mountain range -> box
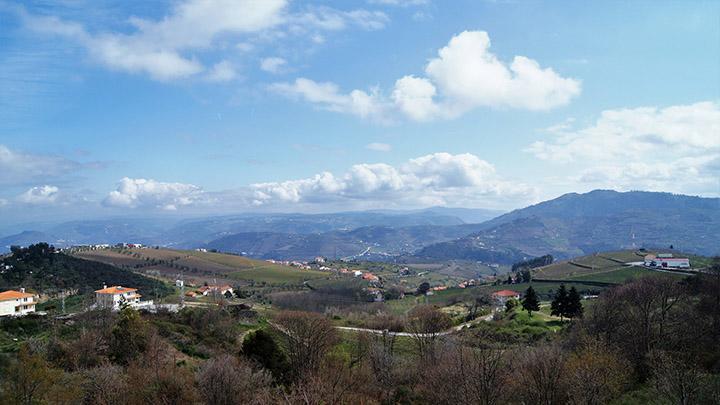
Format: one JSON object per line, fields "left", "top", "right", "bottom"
{"left": 1, "top": 190, "right": 718, "bottom": 262}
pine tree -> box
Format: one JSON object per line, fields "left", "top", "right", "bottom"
{"left": 522, "top": 286, "right": 540, "bottom": 316}
{"left": 551, "top": 284, "right": 568, "bottom": 321}
{"left": 566, "top": 286, "right": 584, "bottom": 319}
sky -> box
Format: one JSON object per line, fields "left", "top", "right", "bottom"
{"left": 0, "top": 0, "right": 718, "bottom": 228}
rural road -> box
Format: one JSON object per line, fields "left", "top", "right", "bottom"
{"left": 334, "top": 312, "right": 494, "bottom": 337}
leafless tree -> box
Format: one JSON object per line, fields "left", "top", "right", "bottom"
{"left": 565, "top": 338, "right": 629, "bottom": 405}
{"left": 82, "top": 365, "right": 130, "bottom": 405}
{"left": 272, "top": 310, "right": 338, "bottom": 381}
{"left": 196, "top": 354, "right": 273, "bottom": 405}
{"left": 649, "top": 350, "right": 707, "bottom": 405}
{"left": 512, "top": 345, "right": 568, "bottom": 405}
{"left": 405, "top": 305, "right": 452, "bottom": 360}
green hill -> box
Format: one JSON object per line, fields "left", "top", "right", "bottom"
{"left": 0, "top": 243, "right": 171, "bottom": 297}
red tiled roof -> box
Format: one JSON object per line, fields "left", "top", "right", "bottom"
{"left": 0, "top": 290, "right": 34, "bottom": 301}
{"left": 95, "top": 286, "right": 137, "bottom": 294}
{"left": 492, "top": 290, "right": 520, "bottom": 297}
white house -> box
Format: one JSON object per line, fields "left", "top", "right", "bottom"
{"left": 95, "top": 285, "right": 148, "bottom": 310}
{"left": 0, "top": 288, "right": 37, "bottom": 317}
{"left": 492, "top": 290, "right": 521, "bottom": 304}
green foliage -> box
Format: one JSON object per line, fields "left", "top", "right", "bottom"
{"left": 242, "top": 329, "right": 290, "bottom": 383}
{"left": 522, "top": 286, "right": 540, "bottom": 316}
{"left": 109, "top": 308, "right": 149, "bottom": 365}
{"left": 505, "top": 298, "right": 519, "bottom": 313}
{"left": 551, "top": 284, "right": 568, "bottom": 320}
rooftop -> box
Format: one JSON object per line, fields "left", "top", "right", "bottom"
{"left": 95, "top": 286, "right": 137, "bottom": 294}
{"left": 493, "top": 290, "right": 520, "bottom": 297}
{"left": 0, "top": 290, "right": 35, "bottom": 301}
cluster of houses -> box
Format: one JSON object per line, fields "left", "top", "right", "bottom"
{"left": 184, "top": 284, "right": 234, "bottom": 299}
{"left": 265, "top": 259, "right": 313, "bottom": 270}
{"left": 643, "top": 253, "right": 690, "bottom": 269}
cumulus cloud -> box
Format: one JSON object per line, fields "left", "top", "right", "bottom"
{"left": 251, "top": 152, "right": 534, "bottom": 207}
{"left": 0, "top": 144, "right": 82, "bottom": 186}
{"left": 527, "top": 101, "right": 720, "bottom": 195}
{"left": 365, "top": 142, "right": 392, "bottom": 152}
{"left": 17, "top": 185, "right": 60, "bottom": 205}
{"left": 291, "top": 7, "right": 389, "bottom": 31}
{"left": 103, "top": 178, "right": 205, "bottom": 210}
{"left": 274, "top": 30, "right": 580, "bottom": 122}
{"left": 260, "top": 57, "right": 287, "bottom": 74}
{"left": 270, "top": 78, "right": 389, "bottom": 121}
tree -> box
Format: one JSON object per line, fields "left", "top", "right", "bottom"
{"left": 512, "top": 345, "right": 568, "bottom": 405}
{"left": 406, "top": 305, "right": 452, "bottom": 360}
{"left": 242, "top": 329, "right": 290, "bottom": 383}
{"left": 416, "top": 282, "right": 430, "bottom": 295}
{"left": 522, "top": 286, "right": 540, "bottom": 316}
{"left": 109, "top": 307, "right": 149, "bottom": 365}
{"left": 196, "top": 354, "right": 273, "bottom": 405}
{"left": 551, "top": 284, "right": 569, "bottom": 321}
{"left": 272, "top": 311, "right": 338, "bottom": 381}
{"left": 565, "top": 338, "right": 629, "bottom": 405}
{"left": 566, "top": 286, "right": 583, "bottom": 319}
{"left": 0, "top": 345, "right": 61, "bottom": 405}
{"left": 505, "top": 298, "right": 518, "bottom": 313}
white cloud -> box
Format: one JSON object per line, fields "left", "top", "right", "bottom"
{"left": 291, "top": 7, "right": 389, "bottom": 31}
{"left": 206, "top": 60, "right": 237, "bottom": 82}
{"left": 0, "top": 198, "right": 8, "bottom": 207}
{"left": 103, "top": 178, "right": 205, "bottom": 210}
{"left": 527, "top": 101, "right": 720, "bottom": 195}
{"left": 270, "top": 78, "right": 389, "bottom": 122}
{"left": 275, "top": 30, "right": 580, "bottom": 122}
{"left": 251, "top": 152, "right": 533, "bottom": 207}
{"left": 17, "top": 185, "right": 60, "bottom": 205}
{"left": 260, "top": 57, "right": 287, "bottom": 74}
{"left": 0, "top": 144, "right": 81, "bottom": 186}
{"left": 20, "top": 0, "right": 286, "bottom": 81}
{"left": 366, "top": 142, "right": 392, "bottom": 152}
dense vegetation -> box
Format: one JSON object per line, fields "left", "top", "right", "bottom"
{"left": 0, "top": 243, "right": 172, "bottom": 297}
{"left": 1, "top": 258, "right": 717, "bottom": 404}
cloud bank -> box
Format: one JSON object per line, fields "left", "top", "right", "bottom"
{"left": 103, "top": 178, "right": 206, "bottom": 210}
{"left": 527, "top": 101, "right": 720, "bottom": 194}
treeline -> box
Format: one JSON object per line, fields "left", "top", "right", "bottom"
{"left": 1, "top": 243, "right": 172, "bottom": 297}
{"left": 512, "top": 254, "right": 554, "bottom": 272}
{"left": 1, "top": 259, "right": 719, "bottom": 404}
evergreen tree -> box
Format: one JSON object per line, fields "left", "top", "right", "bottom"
{"left": 522, "top": 286, "right": 540, "bottom": 316}
{"left": 551, "top": 284, "right": 569, "bottom": 321}
{"left": 566, "top": 286, "right": 584, "bottom": 319}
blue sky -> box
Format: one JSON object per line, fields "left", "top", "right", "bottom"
{"left": 0, "top": 0, "right": 718, "bottom": 228}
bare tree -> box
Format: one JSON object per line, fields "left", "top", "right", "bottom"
{"left": 196, "top": 354, "right": 273, "bottom": 405}
{"left": 565, "top": 338, "right": 629, "bottom": 405}
{"left": 649, "top": 350, "right": 707, "bottom": 405}
{"left": 512, "top": 345, "right": 568, "bottom": 405}
{"left": 422, "top": 341, "right": 509, "bottom": 405}
{"left": 82, "top": 365, "right": 130, "bottom": 405}
{"left": 405, "top": 305, "right": 452, "bottom": 360}
{"left": 272, "top": 311, "right": 338, "bottom": 381}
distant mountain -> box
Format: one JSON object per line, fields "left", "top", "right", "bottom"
{"left": 0, "top": 210, "right": 470, "bottom": 253}
{"left": 205, "top": 224, "right": 488, "bottom": 261}
{"left": 414, "top": 190, "right": 720, "bottom": 263}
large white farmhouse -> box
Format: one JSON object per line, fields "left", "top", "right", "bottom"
{"left": 95, "top": 285, "right": 144, "bottom": 310}
{"left": 0, "top": 288, "right": 37, "bottom": 317}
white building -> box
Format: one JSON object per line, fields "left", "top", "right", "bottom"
{"left": 0, "top": 288, "right": 37, "bottom": 317}
{"left": 644, "top": 254, "right": 690, "bottom": 269}
{"left": 95, "top": 285, "right": 149, "bottom": 310}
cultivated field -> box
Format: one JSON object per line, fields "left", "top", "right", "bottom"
{"left": 75, "top": 248, "right": 326, "bottom": 287}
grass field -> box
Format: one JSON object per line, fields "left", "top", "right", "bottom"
{"left": 568, "top": 266, "right": 688, "bottom": 284}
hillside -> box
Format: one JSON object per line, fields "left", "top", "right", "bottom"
{"left": 75, "top": 247, "right": 327, "bottom": 286}
{"left": 205, "top": 224, "right": 487, "bottom": 261}
{"left": 415, "top": 190, "right": 720, "bottom": 262}
{"left": 0, "top": 243, "right": 170, "bottom": 297}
